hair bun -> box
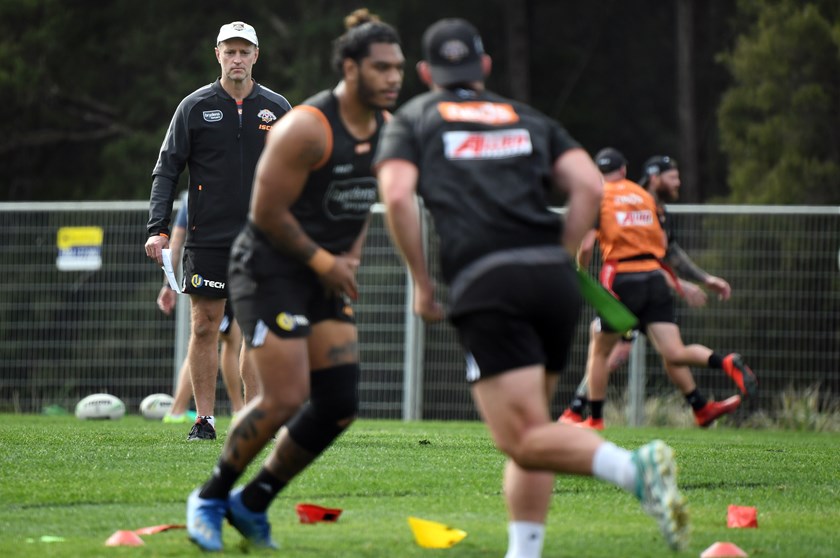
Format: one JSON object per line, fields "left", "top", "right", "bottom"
{"left": 344, "top": 8, "right": 381, "bottom": 30}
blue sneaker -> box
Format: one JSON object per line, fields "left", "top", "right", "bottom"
{"left": 227, "top": 487, "right": 278, "bottom": 549}
{"left": 632, "top": 440, "right": 690, "bottom": 551}
{"left": 187, "top": 488, "right": 228, "bottom": 552}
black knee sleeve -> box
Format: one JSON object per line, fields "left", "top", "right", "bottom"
{"left": 286, "top": 363, "right": 360, "bottom": 455}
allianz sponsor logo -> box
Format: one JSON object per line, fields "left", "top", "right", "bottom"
{"left": 616, "top": 210, "right": 654, "bottom": 226}
{"left": 203, "top": 110, "right": 223, "bottom": 122}
{"left": 190, "top": 274, "right": 225, "bottom": 290}
{"left": 443, "top": 129, "right": 532, "bottom": 160}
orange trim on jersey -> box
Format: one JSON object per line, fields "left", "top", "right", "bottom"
{"left": 597, "top": 178, "right": 666, "bottom": 274}
{"left": 294, "top": 105, "right": 333, "bottom": 170}
{"left": 437, "top": 101, "right": 519, "bottom": 125}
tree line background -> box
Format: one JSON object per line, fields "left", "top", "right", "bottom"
{"left": 1, "top": 0, "right": 839, "bottom": 205}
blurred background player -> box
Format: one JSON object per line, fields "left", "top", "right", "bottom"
{"left": 561, "top": 148, "right": 721, "bottom": 424}
{"left": 566, "top": 148, "right": 757, "bottom": 431}
{"left": 155, "top": 191, "right": 244, "bottom": 422}
{"left": 145, "top": 21, "right": 291, "bottom": 440}
{"left": 186, "top": 10, "right": 404, "bottom": 551}
{"left": 376, "top": 19, "right": 689, "bottom": 556}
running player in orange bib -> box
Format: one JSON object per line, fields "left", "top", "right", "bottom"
{"left": 566, "top": 148, "right": 757, "bottom": 431}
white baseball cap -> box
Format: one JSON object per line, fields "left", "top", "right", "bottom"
{"left": 216, "top": 21, "right": 258, "bottom": 46}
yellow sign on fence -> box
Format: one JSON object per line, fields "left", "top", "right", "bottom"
{"left": 56, "top": 226, "right": 103, "bottom": 271}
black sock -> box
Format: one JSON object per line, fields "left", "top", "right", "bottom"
{"left": 590, "top": 400, "right": 604, "bottom": 420}
{"left": 708, "top": 353, "right": 724, "bottom": 369}
{"left": 685, "top": 389, "right": 708, "bottom": 411}
{"left": 240, "top": 467, "right": 286, "bottom": 513}
{"left": 199, "top": 460, "right": 240, "bottom": 500}
{"left": 570, "top": 396, "right": 588, "bottom": 415}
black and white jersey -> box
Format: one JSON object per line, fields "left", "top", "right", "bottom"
{"left": 374, "top": 87, "right": 579, "bottom": 283}
{"left": 291, "top": 90, "right": 386, "bottom": 254}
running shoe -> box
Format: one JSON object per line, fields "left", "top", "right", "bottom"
{"left": 558, "top": 408, "right": 584, "bottom": 424}
{"left": 187, "top": 418, "right": 217, "bottom": 441}
{"left": 573, "top": 417, "right": 604, "bottom": 431}
{"left": 694, "top": 395, "right": 741, "bottom": 428}
{"left": 187, "top": 488, "right": 227, "bottom": 552}
{"left": 722, "top": 353, "right": 758, "bottom": 399}
{"left": 227, "top": 487, "right": 278, "bottom": 549}
{"left": 632, "top": 440, "right": 690, "bottom": 551}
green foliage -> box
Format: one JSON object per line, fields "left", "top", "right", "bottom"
{"left": 776, "top": 384, "right": 840, "bottom": 431}
{"left": 2, "top": 1, "right": 837, "bottom": 203}
{"left": 718, "top": 1, "right": 840, "bottom": 204}
{"left": 605, "top": 387, "right": 840, "bottom": 431}
{"left": 0, "top": 0, "right": 743, "bottom": 202}
{"left": 1, "top": 417, "right": 839, "bottom": 557}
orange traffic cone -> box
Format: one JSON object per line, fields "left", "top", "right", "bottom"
{"left": 295, "top": 503, "right": 343, "bottom": 524}
{"left": 701, "top": 541, "right": 748, "bottom": 557}
{"left": 727, "top": 505, "right": 758, "bottom": 528}
{"left": 104, "top": 530, "right": 144, "bottom": 547}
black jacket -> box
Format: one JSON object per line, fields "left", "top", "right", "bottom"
{"left": 147, "top": 78, "right": 291, "bottom": 249}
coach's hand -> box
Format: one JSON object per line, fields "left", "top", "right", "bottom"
{"left": 145, "top": 235, "right": 169, "bottom": 266}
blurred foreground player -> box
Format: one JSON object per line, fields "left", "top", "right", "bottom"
{"left": 375, "top": 18, "right": 689, "bottom": 556}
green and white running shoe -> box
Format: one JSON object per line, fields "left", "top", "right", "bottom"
{"left": 632, "top": 440, "right": 690, "bottom": 551}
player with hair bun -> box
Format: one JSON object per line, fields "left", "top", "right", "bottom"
{"left": 186, "top": 8, "right": 404, "bottom": 551}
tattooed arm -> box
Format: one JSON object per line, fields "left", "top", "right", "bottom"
{"left": 249, "top": 108, "right": 360, "bottom": 299}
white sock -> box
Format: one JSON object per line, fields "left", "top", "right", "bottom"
{"left": 200, "top": 415, "right": 216, "bottom": 428}
{"left": 592, "top": 441, "right": 637, "bottom": 493}
{"left": 504, "top": 521, "right": 545, "bottom": 558}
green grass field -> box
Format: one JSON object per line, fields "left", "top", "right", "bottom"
{"left": 1, "top": 416, "right": 838, "bottom": 557}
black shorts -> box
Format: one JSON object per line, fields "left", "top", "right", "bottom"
{"left": 228, "top": 224, "right": 354, "bottom": 346}
{"left": 182, "top": 247, "right": 231, "bottom": 299}
{"left": 449, "top": 260, "right": 581, "bottom": 382}
{"left": 598, "top": 271, "right": 675, "bottom": 333}
{"left": 219, "top": 300, "right": 235, "bottom": 335}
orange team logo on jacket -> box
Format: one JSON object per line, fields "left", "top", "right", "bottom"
{"left": 596, "top": 178, "right": 666, "bottom": 273}
{"left": 437, "top": 102, "right": 519, "bottom": 125}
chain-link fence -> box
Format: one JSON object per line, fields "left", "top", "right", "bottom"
{"left": 1, "top": 202, "right": 837, "bottom": 422}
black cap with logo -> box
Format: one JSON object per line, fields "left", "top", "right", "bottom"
{"left": 639, "top": 155, "right": 678, "bottom": 186}
{"left": 594, "top": 147, "right": 627, "bottom": 174}
{"left": 422, "top": 18, "right": 485, "bottom": 87}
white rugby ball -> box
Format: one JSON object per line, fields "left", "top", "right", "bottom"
{"left": 75, "top": 393, "right": 125, "bottom": 420}
{"left": 140, "top": 393, "right": 174, "bottom": 420}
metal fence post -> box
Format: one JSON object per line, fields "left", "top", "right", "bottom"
{"left": 626, "top": 334, "right": 646, "bottom": 426}
{"left": 401, "top": 203, "right": 427, "bottom": 421}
